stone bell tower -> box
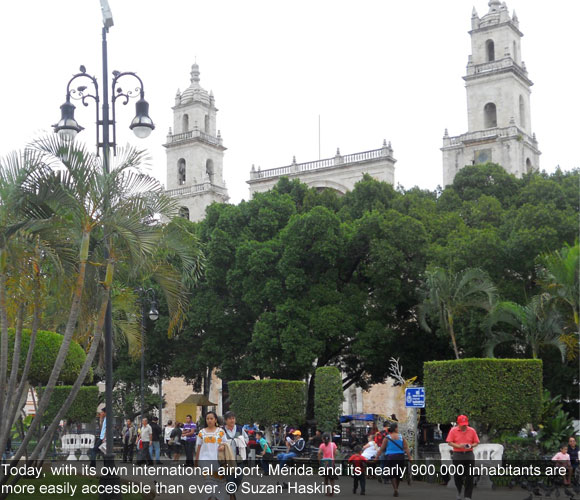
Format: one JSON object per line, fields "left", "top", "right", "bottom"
{"left": 164, "top": 63, "right": 228, "bottom": 221}
{"left": 442, "top": 1, "right": 541, "bottom": 185}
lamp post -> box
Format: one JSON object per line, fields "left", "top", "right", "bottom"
{"left": 53, "top": 2, "right": 154, "bottom": 497}
{"left": 139, "top": 288, "right": 158, "bottom": 420}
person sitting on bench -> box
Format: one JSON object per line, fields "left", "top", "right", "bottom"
{"left": 277, "top": 430, "right": 305, "bottom": 466}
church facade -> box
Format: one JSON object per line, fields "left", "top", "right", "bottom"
{"left": 247, "top": 142, "right": 396, "bottom": 197}
{"left": 441, "top": 0, "right": 541, "bottom": 186}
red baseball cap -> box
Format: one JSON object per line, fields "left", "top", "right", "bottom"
{"left": 457, "top": 415, "right": 469, "bottom": 425}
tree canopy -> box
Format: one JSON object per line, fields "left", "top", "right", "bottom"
{"left": 169, "top": 165, "right": 578, "bottom": 416}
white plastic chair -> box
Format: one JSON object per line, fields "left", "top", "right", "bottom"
{"left": 61, "top": 434, "right": 79, "bottom": 461}
{"left": 78, "top": 434, "right": 95, "bottom": 461}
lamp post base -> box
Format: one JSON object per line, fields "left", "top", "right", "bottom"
{"left": 98, "top": 453, "right": 122, "bottom": 500}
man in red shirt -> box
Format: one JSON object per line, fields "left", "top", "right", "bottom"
{"left": 446, "top": 415, "right": 479, "bottom": 500}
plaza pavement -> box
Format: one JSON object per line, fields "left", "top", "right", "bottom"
{"left": 119, "top": 466, "right": 528, "bottom": 500}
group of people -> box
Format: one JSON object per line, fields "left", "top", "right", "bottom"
{"left": 91, "top": 407, "right": 579, "bottom": 499}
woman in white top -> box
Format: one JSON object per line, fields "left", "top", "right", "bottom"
{"left": 195, "top": 411, "right": 226, "bottom": 469}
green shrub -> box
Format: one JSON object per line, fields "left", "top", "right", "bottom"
{"left": 229, "top": 379, "right": 306, "bottom": 426}
{"left": 424, "top": 358, "right": 542, "bottom": 433}
{"left": 8, "top": 329, "right": 88, "bottom": 385}
{"left": 314, "top": 367, "right": 343, "bottom": 432}
{"left": 38, "top": 386, "right": 100, "bottom": 423}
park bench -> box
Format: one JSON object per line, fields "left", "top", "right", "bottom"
{"left": 439, "top": 443, "right": 504, "bottom": 490}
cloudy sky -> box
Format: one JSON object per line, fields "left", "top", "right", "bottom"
{"left": 1, "top": 0, "right": 578, "bottom": 204}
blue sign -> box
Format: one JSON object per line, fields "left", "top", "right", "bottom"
{"left": 405, "top": 387, "right": 425, "bottom": 408}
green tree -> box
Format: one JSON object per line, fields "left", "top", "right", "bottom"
{"left": 537, "top": 242, "right": 579, "bottom": 346}
{"left": 314, "top": 367, "right": 343, "bottom": 432}
{"left": 419, "top": 268, "right": 497, "bottom": 359}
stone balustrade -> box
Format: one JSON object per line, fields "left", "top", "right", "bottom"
{"left": 164, "top": 129, "right": 223, "bottom": 147}
{"left": 249, "top": 146, "right": 394, "bottom": 181}
{"left": 166, "top": 182, "right": 228, "bottom": 198}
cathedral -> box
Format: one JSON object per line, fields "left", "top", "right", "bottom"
{"left": 161, "top": 1, "right": 542, "bottom": 420}
{"left": 441, "top": 0, "right": 541, "bottom": 185}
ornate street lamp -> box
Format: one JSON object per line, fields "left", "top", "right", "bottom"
{"left": 53, "top": 2, "right": 154, "bottom": 498}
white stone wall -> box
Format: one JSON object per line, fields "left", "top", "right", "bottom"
{"left": 166, "top": 141, "right": 224, "bottom": 191}
{"left": 173, "top": 101, "right": 217, "bottom": 136}
{"left": 471, "top": 24, "right": 522, "bottom": 67}
{"left": 442, "top": 132, "right": 540, "bottom": 186}
{"left": 466, "top": 74, "right": 531, "bottom": 133}
{"left": 248, "top": 158, "right": 395, "bottom": 197}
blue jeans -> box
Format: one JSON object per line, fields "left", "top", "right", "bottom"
{"left": 149, "top": 441, "right": 160, "bottom": 462}
{"left": 277, "top": 451, "right": 297, "bottom": 466}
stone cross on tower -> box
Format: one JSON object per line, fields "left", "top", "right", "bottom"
{"left": 441, "top": 1, "right": 541, "bottom": 185}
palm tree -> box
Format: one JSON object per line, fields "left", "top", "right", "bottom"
{"left": 537, "top": 242, "right": 579, "bottom": 360}
{"left": 419, "top": 267, "right": 497, "bottom": 359}
{"left": 484, "top": 295, "right": 566, "bottom": 361}
{"left": 0, "top": 135, "right": 199, "bottom": 480}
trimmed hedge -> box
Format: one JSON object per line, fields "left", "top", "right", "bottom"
{"left": 8, "top": 329, "right": 88, "bottom": 385}
{"left": 424, "top": 358, "right": 542, "bottom": 431}
{"left": 229, "top": 379, "right": 306, "bottom": 425}
{"left": 38, "top": 386, "right": 100, "bottom": 423}
{"left": 314, "top": 366, "right": 343, "bottom": 432}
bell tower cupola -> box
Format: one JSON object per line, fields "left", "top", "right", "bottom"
{"left": 442, "top": 2, "right": 541, "bottom": 185}
{"left": 164, "top": 63, "right": 228, "bottom": 222}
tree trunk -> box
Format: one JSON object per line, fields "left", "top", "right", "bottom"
{"left": 306, "top": 373, "right": 316, "bottom": 422}
{"left": 0, "top": 268, "right": 9, "bottom": 422}
{"left": 12, "top": 230, "right": 92, "bottom": 460}
{"left": 31, "top": 264, "right": 113, "bottom": 462}
{"left": 448, "top": 313, "right": 460, "bottom": 359}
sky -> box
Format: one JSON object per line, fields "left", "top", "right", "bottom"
{"left": 1, "top": 0, "right": 578, "bottom": 204}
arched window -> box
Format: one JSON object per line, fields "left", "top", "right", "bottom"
{"left": 486, "top": 39, "right": 495, "bottom": 62}
{"left": 178, "top": 158, "right": 186, "bottom": 185}
{"left": 526, "top": 158, "right": 532, "bottom": 173}
{"left": 512, "top": 41, "right": 518, "bottom": 63}
{"left": 484, "top": 102, "right": 497, "bottom": 128}
{"left": 182, "top": 114, "right": 189, "bottom": 133}
{"left": 206, "top": 159, "right": 214, "bottom": 183}
{"left": 179, "top": 207, "right": 190, "bottom": 220}
{"left": 519, "top": 95, "right": 526, "bottom": 128}
{"left": 204, "top": 115, "right": 210, "bottom": 133}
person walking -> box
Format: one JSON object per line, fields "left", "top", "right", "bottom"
{"left": 255, "top": 430, "right": 272, "bottom": 475}
{"left": 446, "top": 415, "right": 479, "bottom": 500}
{"left": 182, "top": 414, "right": 197, "bottom": 466}
{"left": 139, "top": 417, "right": 153, "bottom": 465}
{"left": 149, "top": 416, "right": 162, "bottom": 464}
{"left": 164, "top": 420, "right": 174, "bottom": 458}
{"left": 122, "top": 418, "right": 137, "bottom": 463}
{"left": 89, "top": 407, "right": 107, "bottom": 468}
{"left": 568, "top": 436, "right": 578, "bottom": 483}
{"left": 377, "top": 422, "right": 412, "bottom": 497}
{"left": 348, "top": 444, "right": 368, "bottom": 496}
{"left": 169, "top": 422, "right": 183, "bottom": 461}
{"left": 223, "top": 411, "right": 248, "bottom": 500}
{"left": 318, "top": 432, "right": 338, "bottom": 496}
{"left": 375, "top": 422, "right": 389, "bottom": 483}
